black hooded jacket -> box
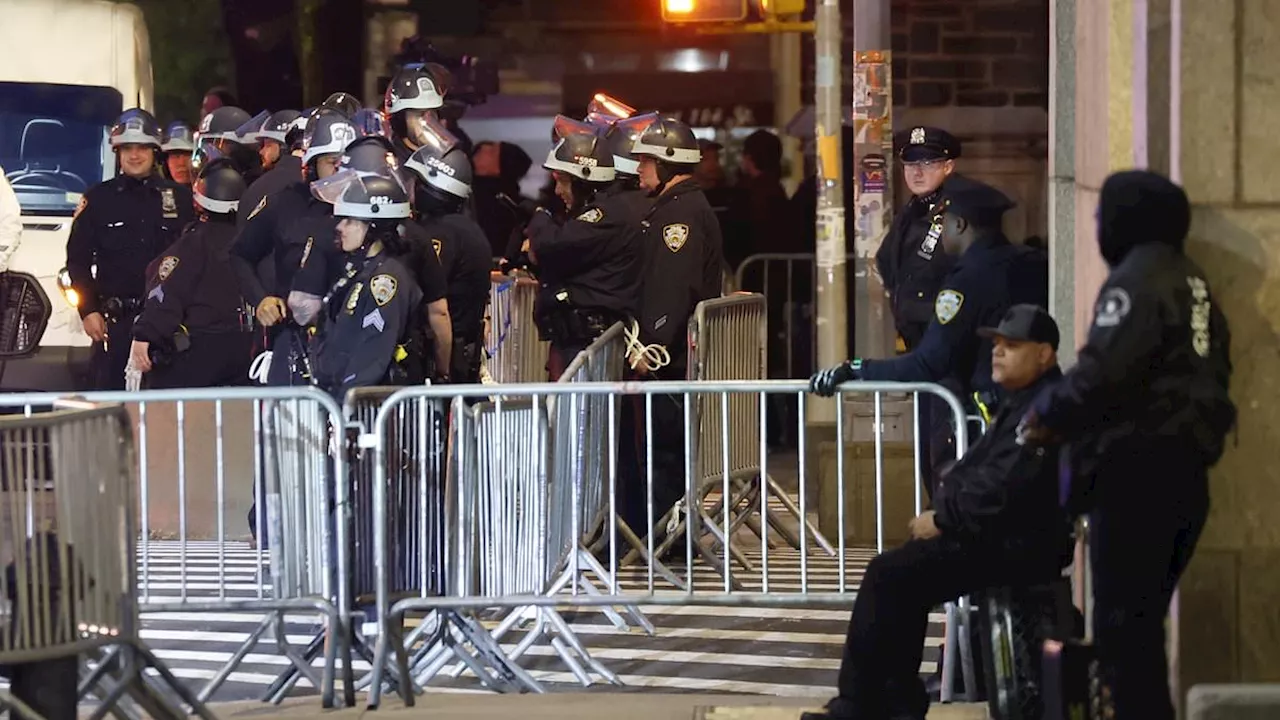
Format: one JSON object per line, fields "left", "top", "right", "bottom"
{"left": 1030, "top": 171, "right": 1236, "bottom": 501}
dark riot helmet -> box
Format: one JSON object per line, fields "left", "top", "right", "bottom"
{"left": 403, "top": 115, "right": 472, "bottom": 202}
{"left": 192, "top": 159, "right": 246, "bottom": 216}
{"left": 312, "top": 168, "right": 412, "bottom": 222}
{"left": 302, "top": 109, "right": 359, "bottom": 165}
{"left": 322, "top": 92, "right": 362, "bottom": 119}
{"left": 286, "top": 108, "right": 316, "bottom": 151}
{"left": 604, "top": 112, "right": 659, "bottom": 177}
{"left": 160, "top": 121, "right": 195, "bottom": 153}
{"left": 384, "top": 64, "right": 445, "bottom": 115}
{"left": 197, "top": 106, "right": 254, "bottom": 144}
{"left": 110, "top": 109, "right": 163, "bottom": 149}
{"left": 631, "top": 115, "right": 701, "bottom": 166}
{"left": 544, "top": 130, "right": 615, "bottom": 184}
{"left": 338, "top": 135, "right": 402, "bottom": 176}
{"left": 237, "top": 109, "right": 302, "bottom": 145}
{"left": 189, "top": 143, "right": 231, "bottom": 177}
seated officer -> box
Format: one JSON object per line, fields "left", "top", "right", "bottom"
{"left": 803, "top": 305, "right": 1073, "bottom": 720}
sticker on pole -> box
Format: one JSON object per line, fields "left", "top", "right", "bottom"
{"left": 815, "top": 208, "right": 846, "bottom": 271}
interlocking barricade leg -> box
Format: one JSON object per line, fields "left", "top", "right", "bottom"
{"left": 364, "top": 379, "right": 972, "bottom": 705}
{"left": 0, "top": 388, "right": 352, "bottom": 710}
{"left": 0, "top": 402, "right": 216, "bottom": 720}
{"left": 485, "top": 272, "right": 549, "bottom": 384}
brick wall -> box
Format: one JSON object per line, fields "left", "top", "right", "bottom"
{"left": 801, "top": 0, "right": 1049, "bottom": 110}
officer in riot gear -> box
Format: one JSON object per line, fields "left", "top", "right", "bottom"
{"left": 601, "top": 111, "right": 659, "bottom": 225}
{"left": 160, "top": 121, "right": 195, "bottom": 186}
{"left": 384, "top": 63, "right": 447, "bottom": 165}
{"left": 130, "top": 158, "right": 252, "bottom": 388}
{"left": 196, "top": 105, "right": 264, "bottom": 184}
{"left": 237, "top": 111, "right": 309, "bottom": 228}
{"left": 229, "top": 108, "right": 357, "bottom": 386}
{"left": 404, "top": 116, "right": 492, "bottom": 384}
{"left": 526, "top": 118, "right": 643, "bottom": 379}
{"left": 297, "top": 170, "right": 424, "bottom": 398}
{"left": 291, "top": 133, "right": 452, "bottom": 380}
{"left": 236, "top": 109, "right": 301, "bottom": 173}
{"left": 618, "top": 114, "right": 724, "bottom": 540}
{"left": 66, "top": 108, "right": 196, "bottom": 390}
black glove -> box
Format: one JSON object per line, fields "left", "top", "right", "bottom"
{"left": 809, "top": 360, "right": 861, "bottom": 397}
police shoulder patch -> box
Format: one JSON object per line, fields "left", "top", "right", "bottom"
{"left": 1094, "top": 287, "right": 1131, "bottom": 328}
{"left": 934, "top": 289, "right": 964, "bottom": 325}
{"left": 662, "top": 223, "right": 690, "bottom": 253}
{"left": 345, "top": 282, "right": 363, "bottom": 314}
{"left": 370, "top": 274, "right": 397, "bottom": 307}
{"left": 248, "top": 195, "right": 267, "bottom": 220}
{"left": 577, "top": 207, "right": 604, "bottom": 224}
{"left": 158, "top": 256, "right": 180, "bottom": 281}
{"left": 431, "top": 239, "right": 443, "bottom": 262}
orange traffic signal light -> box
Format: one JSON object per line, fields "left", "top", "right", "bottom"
{"left": 661, "top": 0, "right": 748, "bottom": 23}
{"left": 758, "top": 0, "right": 805, "bottom": 16}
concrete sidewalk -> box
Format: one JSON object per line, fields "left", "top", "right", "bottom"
{"left": 212, "top": 694, "right": 989, "bottom": 720}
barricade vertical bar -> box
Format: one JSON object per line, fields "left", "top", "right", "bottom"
{"left": 138, "top": 402, "right": 150, "bottom": 604}
{"left": 913, "top": 392, "right": 923, "bottom": 516}
{"left": 835, "top": 391, "right": 847, "bottom": 593}
{"left": 607, "top": 393, "right": 618, "bottom": 595}
{"left": 253, "top": 399, "right": 264, "bottom": 600}
{"left": 720, "top": 391, "right": 731, "bottom": 594}
{"left": 874, "top": 391, "right": 885, "bottom": 554}
{"left": 758, "top": 391, "right": 769, "bottom": 594}
{"left": 797, "top": 391, "right": 808, "bottom": 595}
{"left": 645, "top": 394, "right": 656, "bottom": 594}
{"left": 177, "top": 401, "right": 188, "bottom": 602}
{"left": 216, "top": 400, "right": 227, "bottom": 601}
{"left": 569, "top": 393, "right": 580, "bottom": 597}
{"left": 683, "top": 393, "right": 695, "bottom": 590}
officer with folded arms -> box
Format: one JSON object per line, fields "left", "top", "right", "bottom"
{"left": 129, "top": 158, "right": 252, "bottom": 388}
{"left": 525, "top": 117, "right": 643, "bottom": 379}
{"left": 810, "top": 175, "right": 1048, "bottom": 500}
{"left": 66, "top": 109, "right": 195, "bottom": 390}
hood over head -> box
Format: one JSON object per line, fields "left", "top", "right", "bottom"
{"left": 1097, "top": 170, "right": 1190, "bottom": 266}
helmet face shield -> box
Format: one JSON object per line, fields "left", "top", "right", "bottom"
{"left": 585, "top": 93, "right": 635, "bottom": 126}
{"left": 312, "top": 168, "right": 412, "bottom": 219}
{"left": 310, "top": 168, "right": 362, "bottom": 206}
{"left": 551, "top": 115, "right": 600, "bottom": 144}
{"left": 235, "top": 110, "right": 271, "bottom": 143}
{"left": 406, "top": 112, "right": 459, "bottom": 157}
{"left": 352, "top": 109, "right": 391, "bottom": 139}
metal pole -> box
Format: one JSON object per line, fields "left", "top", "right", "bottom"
{"left": 851, "top": 0, "right": 896, "bottom": 360}
{"left": 812, "top": 0, "right": 846, "bottom": 425}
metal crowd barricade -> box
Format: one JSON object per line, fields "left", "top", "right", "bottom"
{"left": 0, "top": 387, "right": 351, "bottom": 709}
{"left": 404, "top": 325, "right": 649, "bottom": 696}
{"left": 484, "top": 271, "right": 549, "bottom": 384}
{"left": 622, "top": 293, "right": 837, "bottom": 586}
{"left": 364, "top": 379, "right": 977, "bottom": 708}
{"left": 0, "top": 402, "right": 215, "bottom": 720}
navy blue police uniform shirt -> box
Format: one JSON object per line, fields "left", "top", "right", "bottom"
{"left": 310, "top": 251, "right": 423, "bottom": 399}
{"left": 860, "top": 177, "right": 1048, "bottom": 403}
{"left": 291, "top": 222, "right": 448, "bottom": 308}
{"left": 229, "top": 181, "right": 336, "bottom": 308}
{"left": 134, "top": 220, "right": 245, "bottom": 344}
{"left": 417, "top": 212, "right": 493, "bottom": 345}
{"left": 66, "top": 173, "right": 195, "bottom": 317}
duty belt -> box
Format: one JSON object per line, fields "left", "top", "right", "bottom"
{"left": 101, "top": 296, "right": 143, "bottom": 321}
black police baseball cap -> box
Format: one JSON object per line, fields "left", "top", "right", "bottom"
{"left": 934, "top": 174, "right": 1015, "bottom": 229}
{"left": 896, "top": 126, "right": 962, "bottom": 162}
{"left": 977, "top": 304, "right": 1060, "bottom": 351}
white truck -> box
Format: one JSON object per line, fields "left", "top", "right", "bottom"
{"left": 0, "top": 0, "right": 153, "bottom": 390}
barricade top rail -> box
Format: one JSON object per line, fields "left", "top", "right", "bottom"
{"left": 0, "top": 402, "right": 128, "bottom": 428}
{"left": 557, "top": 322, "right": 625, "bottom": 383}
{"left": 0, "top": 385, "right": 347, "bottom": 419}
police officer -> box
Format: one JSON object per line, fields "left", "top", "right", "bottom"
{"left": 66, "top": 108, "right": 195, "bottom": 390}
{"left": 160, "top": 121, "right": 195, "bottom": 187}
{"left": 301, "top": 170, "right": 424, "bottom": 399}
{"left": 322, "top": 91, "right": 362, "bottom": 119}
{"left": 1018, "top": 171, "right": 1236, "bottom": 720}
{"left": 129, "top": 159, "right": 252, "bottom": 388}
{"left": 803, "top": 305, "right": 1073, "bottom": 720}
{"left": 229, "top": 108, "right": 357, "bottom": 386}
{"left": 237, "top": 110, "right": 308, "bottom": 229}
{"left": 619, "top": 114, "right": 724, "bottom": 539}
{"left": 404, "top": 120, "right": 493, "bottom": 383}
{"left": 810, "top": 175, "right": 1048, "bottom": 499}
{"left": 195, "top": 106, "right": 263, "bottom": 183}
{"left": 236, "top": 109, "right": 302, "bottom": 174}
{"left": 384, "top": 64, "right": 447, "bottom": 166}
{"left": 524, "top": 119, "right": 642, "bottom": 379}
{"left": 291, "top": 134, "right": 453, "bottom": 382}
{"left": 877, "top": 126, "right": 962, "bottom": 352}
